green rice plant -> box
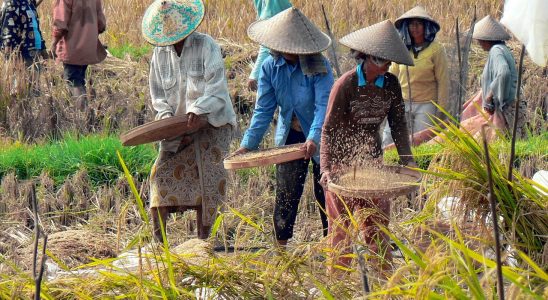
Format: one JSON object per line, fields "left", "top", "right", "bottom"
{"left": 0, "top": 134, "right": 157, "bottom": 186}
{"left": 417, "top": 110, "right": 547, "bottom": 264}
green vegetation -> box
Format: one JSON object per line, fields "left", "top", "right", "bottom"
{"left": 384, "top": 132, "right": 547, "bottom": 170}
{"left": 1, "top": 133, "right": 545, "bottom": 187}
{"left": 0, "top": 134, "right": 156, "bottom": 186}
{"left": 107, "top": 43, "right": 153, "bottom": 60}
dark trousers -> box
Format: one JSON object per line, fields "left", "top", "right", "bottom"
{"left": 274, "top": 129, "right": 328, "bottom": 240}
{"left": 63, "top": 64, "right": 88, "bottom": 87}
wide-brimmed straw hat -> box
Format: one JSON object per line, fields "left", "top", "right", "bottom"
{"left": 340, "top": 20, "right": 414, "bottom": 66}
{"left": 142, "top": 0, "right": 205, "bottom": 46}
{"left": 472, "top": 15, "right": 511, "bottom": 41}
{"left": 394, "top": 6, "right": 440, "bottom": 31}
{"left": 247, "top": 7, "right": 331, "bottom": 55}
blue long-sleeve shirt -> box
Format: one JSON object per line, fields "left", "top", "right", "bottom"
{"left": 241, "top": 55, "right": 334, "bottom": 162}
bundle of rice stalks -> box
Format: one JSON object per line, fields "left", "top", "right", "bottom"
{"left": 420, "top": 115, "right": 548, "bottom": 265}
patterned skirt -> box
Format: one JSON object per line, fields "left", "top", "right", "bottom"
{"left": 149, "top": 125, "right": 232, "bottom": 226}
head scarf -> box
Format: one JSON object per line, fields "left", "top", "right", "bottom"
{"left": 397, "top": 19, "right": 439, "bottom": 49}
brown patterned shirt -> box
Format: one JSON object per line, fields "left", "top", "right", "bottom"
{"left": 320, "top": 68, "right": 413, "bottom": 174}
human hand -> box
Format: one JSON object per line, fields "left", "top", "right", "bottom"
{"left": 247, "top": 79, "right": 258, "bottom": 92}
{"left": 301, "top": 140, "right": 317, "bottom": 160}
{"left": 320, "top": 171, "right": 332, "bottom": 189}
{"left": 232, "top": 147, "right": 250, "bottom": 156}
{"left": 187, "top": 112, "right": 199, "bottom": 127}
{"left": 483, "top": 92, "right": 495, "bottom": 115}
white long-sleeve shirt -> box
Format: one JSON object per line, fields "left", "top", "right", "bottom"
{"left": 149, "top": 32, "right": 237, "bottom": 152}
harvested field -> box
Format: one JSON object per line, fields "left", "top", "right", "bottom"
{"left": 0, "top": 0, "right": 546, "bottom": 298}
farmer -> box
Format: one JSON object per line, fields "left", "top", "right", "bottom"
{"left": 142, "top": 0, "right": 236, "bottom": 241}
{"left": 1, "top": 0, "right": 47, "bottom": 63}
{"left": 247, "top": 0, "right": 292, "bottom": 91}
{"left": 1, "top": 0, "right": 47, "bottom": 94}
{"left": 233, "top": 7, "right": 334, "bottom": 246}
{"left": 52, "top": 0, "right": 107, "bottom": 110}
{"left": 383, "top": 6, "right": 449, "bottom": 147}
{"left": 472, "top": 15, "right": 524, "bottom": 137}
{"left": 320, "top": 20, "right": 416, "bottom": 275}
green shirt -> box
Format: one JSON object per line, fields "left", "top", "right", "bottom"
{"left": 253, "top": 0, "right": 292, "bottom": 20}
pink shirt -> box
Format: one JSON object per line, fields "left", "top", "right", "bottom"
{"left": 52, "top": 0, "right": 107, "bottom": 65}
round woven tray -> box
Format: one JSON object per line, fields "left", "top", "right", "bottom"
{"left": 328, "top": 165, "right": 422, "bottom": 199}
{"left": 224, "top": 143, "right": 306, "bottom": 170}
{"left": 120, "top": 115, "right": 208, "bottom": 146}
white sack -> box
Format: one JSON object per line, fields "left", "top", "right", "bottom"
{"left": 501, "top": 0, "right": 548, "bottom": 66}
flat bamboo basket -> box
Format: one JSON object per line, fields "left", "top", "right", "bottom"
{"left": 328, "top": 165, "right": 422, "bottom": 199}
{"left": 120, "top": 115, "right": 208, "bottom": 146}
{"left": 224, "top": 143, "right": 306, "bottom": 170}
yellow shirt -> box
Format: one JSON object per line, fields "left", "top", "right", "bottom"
{"left": 389, "top": 41, "right": 449, "bottom": 109}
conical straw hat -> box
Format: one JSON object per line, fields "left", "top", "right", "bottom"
{"left": 142, "top": 0, "right": 205, "bottom": 46}
{"left": 340, "top": 20, "right": 414, "bottom": 66}
{"left": 472, "top": 15, "right": 511, "bottom": 41}
{"left": 394, "top": 6, "right": 440, "bottom": 31}
{"left": 247, "top": 7, "right": 331, "bottom": 55}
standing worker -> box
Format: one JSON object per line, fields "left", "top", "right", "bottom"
{"left": 51, "top": 0, "right": 107, "bottom": 110}
{"left": 321, "top": 20, "right": 416, "bottom": 276}
{"left": 473, "top": 15, "right": 524, "bottom": 137}
{"left": 142, "top": 0, "right": 236, "bottom": 241}
{"left": 383, "top": 6, "right": 449, "bottom": 147}
{"left": 1, "top": 0, "right": 48, "bottom": 94}
{"left": 247, "top": 0, "right": 292, "bottom": 91}
{"left": 234, "top": 7, "right": 334, "bottom": 246}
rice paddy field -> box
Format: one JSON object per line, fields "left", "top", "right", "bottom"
{"left": 0, "top": 0, "right": 547, "bottom": 299}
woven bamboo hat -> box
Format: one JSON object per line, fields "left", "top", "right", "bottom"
{"left": 142, "top": 0, "right": 205, "bottom": 46}
{"left": 394, "top": 6, "right": 440, "bottom": 31}
{"left": 472, "top": 15, "right": 511, "bottom": 41}
{"left": 340, "top": 20, "right": 414, "bottom": 66}
{"left": 247, "top": 7, "right": 331, "bottom": 55}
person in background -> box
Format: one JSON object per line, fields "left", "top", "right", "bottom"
{"left": 320, "top": 20, "right": 416, "bottom": 276}
{"left": 1, "top": 0, "right": 47, "bottom": 94}
{"left": 472, "top": 15, "right": 524, "bottom": 137}
{"left": 234, "top": 7, "right": 334, "bottom": 246}
{"left": 247, "top": 0, "right": 292, "bottom": 91}
{"left": 52, "top": 0, "right": 107, "bottom": 110}
{"left": 383, "top": 6, "right": 449, "bottom": 147}
{"left": 142, "top": 0, "right": 236, "bottom": 242}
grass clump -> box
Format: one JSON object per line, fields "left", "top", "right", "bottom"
{"left": 0, "top": 134, "right": 156, "bottom": 186}
{"left": 107, "top": 43, "right": 153, "bottom": 61}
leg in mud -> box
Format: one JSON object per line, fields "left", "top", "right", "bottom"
{"left": 360, "top": 197, "right": 393, "bottom": 278}
{"left": 151, "top": 206, "right": 170, "bottom": 243}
